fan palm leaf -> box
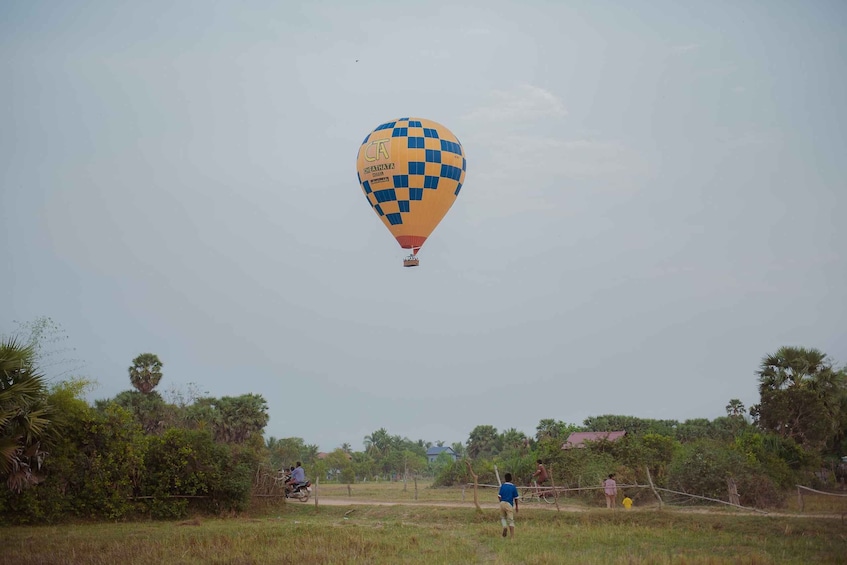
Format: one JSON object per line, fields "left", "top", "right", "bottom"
{"left": 0, "top": 337, "right": 51, "bottom": 491}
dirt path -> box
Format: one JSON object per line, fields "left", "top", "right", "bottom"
{"left": 308, "top": 496, "right": 843, "bottom": 519}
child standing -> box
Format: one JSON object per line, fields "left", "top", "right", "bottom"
{"left": 498, "top": 472, "right": 520, "bottom": 538}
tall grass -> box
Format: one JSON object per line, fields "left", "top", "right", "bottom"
{"left": 3, "top": 482, "right": 845, "bottom": 564}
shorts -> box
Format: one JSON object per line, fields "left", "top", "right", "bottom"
{"left": 499, "top": 501, "right": 515, "bottom": 526}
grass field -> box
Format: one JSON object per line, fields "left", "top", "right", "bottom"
{"left": 3, "top": 481, "right": 845, "bottom": 564}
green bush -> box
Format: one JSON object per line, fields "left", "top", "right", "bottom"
{"left": 433, "top": 458, "right": 509, "bottom": 487}
{"left": 0, "top": 399, "right": 146, "bottom": 524}
{"left": 141, "top": 428, "right": 257, "bottom": 518}
{"left": 667, "top": 439, "right": 787, "bottom": 507}
{"left": 560, "top": 448, "right": 616, "bottom": 489}
{"left": 668, "top": 440, "right": 744, "bottom": 500}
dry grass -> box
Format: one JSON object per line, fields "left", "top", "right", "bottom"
{"left": 3, "top": 481, "right": 845, "bottom": 564}
{"left": 784, "top": 488, "right": 847, "bottom": 516}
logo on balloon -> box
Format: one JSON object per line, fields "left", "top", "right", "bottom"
{"left": 362, "top": 163, "right": 395, "bottom": 174}
{"left": 363, "top": 138, "right": 390, "bottom": 162}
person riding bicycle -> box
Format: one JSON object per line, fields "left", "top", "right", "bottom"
{"left": 531, "top": 459, "right": 548, "bottom": 487}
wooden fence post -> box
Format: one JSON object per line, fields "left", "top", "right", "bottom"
{"left": 645, "top": 466, "right": 664, "bottom": 507}
{"left": 727, "top": 478, "right": 740, "bottom": 506}
{"left": 549, "top": 464, "right": 560, "bottom": 511}
{"left": 464, "top": 460, "right": 482, "bottom": 512}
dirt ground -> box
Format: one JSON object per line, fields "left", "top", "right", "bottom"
{"left": 305, "top": 495, "right": 844, "bottom": 519}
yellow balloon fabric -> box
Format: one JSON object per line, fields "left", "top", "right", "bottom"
{"left": 356, "top": 117, "right": 466, "bottom": 254}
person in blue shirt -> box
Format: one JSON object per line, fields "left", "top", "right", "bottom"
{"left": 286, "top": 462, "right": 306, "bottom": 493}
{"left": 498, "top": 472, "right": 520, "bottom": 538}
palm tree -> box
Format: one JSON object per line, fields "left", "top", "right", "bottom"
{"left": 500, "top": 428, "right": 528, "bottom": 453}
{"left": 129, "top": 353, "right": 163, "bottom": 394}
{"left": 752, "top": 346, "right": 847, "bottom": 449}
{"left": 725, "top": 399, "right": 746, "bottom": 418}
{"left": 450, "top": 442, "right": 466, "bottom": 459}
{"left": 302, "top": 443, "right": 320, "bottom": 465}
{"left": 467, "top": 425, "right": 499, "bottom": 459}
{"left": 363, "top": 428, "right": 391, "bottom": 457}
{"left": 0, "top": 337, "right": 52, "bottom": 492}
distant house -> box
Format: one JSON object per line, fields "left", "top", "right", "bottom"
{"left": 562, "top": 431, "right": 626, "bottom": 449}
{"left": 426, "top": 446, "right": 458, "bottom": 463}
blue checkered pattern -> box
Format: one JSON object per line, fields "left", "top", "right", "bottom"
{"left": 358, "top": 118, "right": 466, "bottom": 225}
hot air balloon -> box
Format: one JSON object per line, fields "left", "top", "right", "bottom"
{"left": 356, "top": 117, "right": 467, "bottom": 267}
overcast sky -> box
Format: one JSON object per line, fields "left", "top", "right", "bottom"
{"left": 2, "top": 0, "right": 845, "bottom": 452}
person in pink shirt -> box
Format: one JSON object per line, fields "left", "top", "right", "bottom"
{"left": 603, "top": 473, "right": 617, "bottom": 509}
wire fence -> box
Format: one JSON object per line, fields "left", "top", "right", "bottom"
{"left": 796, "top": 485, "right": 847, "bottom": 516}
{"left": 466, "top": 481, "right": 772, "bottom": 513}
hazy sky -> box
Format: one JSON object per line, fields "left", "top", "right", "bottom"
{"left": 2, "top": 0, "right": 845, "bottom": 451}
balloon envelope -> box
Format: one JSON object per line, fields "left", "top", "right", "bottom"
{"left": 356, "top": 117, "right": 467, "bottom": 255}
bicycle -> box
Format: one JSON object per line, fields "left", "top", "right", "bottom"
{"left": 520, "top": 480, "right": 555, "bottom": 504}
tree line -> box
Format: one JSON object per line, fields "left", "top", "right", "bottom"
{"left": 427, "top": 345, "right": 847, "bottom": 509}
{"left": 2, "top": 317, "right": 845, "bottom": 523}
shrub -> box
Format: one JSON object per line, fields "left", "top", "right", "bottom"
{"left": 667, "top": 439, "right": 787, "bottom": 507}
{"left": 141, "top": 428, "right": 256, "bottom": 518}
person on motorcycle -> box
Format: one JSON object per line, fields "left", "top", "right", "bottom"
{"left": 286, "top": 462, "right": 307, "bottom": 493}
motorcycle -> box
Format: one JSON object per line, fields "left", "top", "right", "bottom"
{"left": 285, "top": 480, "right": 312, "bottom": 502}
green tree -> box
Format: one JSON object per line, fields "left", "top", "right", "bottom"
{"left": 0, "top": 338, "right": 52, "bottom": 492}
{"left": 676, "top": 418, "right": 719, "bottom": 442}
{"left": 450, "top": 441, "right": 466, "bottom": 459}
{"left": 324, "top": 448, "right": 355, "bottom": 483}
{"left": 265, "top": 436, "right": 284, "bottom": 470}
{"left": 352, "top": 451, "right": 375, "bottom": 480}
{"left": 726, "top": 398, "right": 746, "bottom": 418}
{"left": 428, "top": 450, "right": 456, "bottom": 476}
{"left": 499, "top": 427, "right": 529, "bottom": 457}
{"left": 142, "top": 427, "right": 254, "bottom": 519}
{"left": 363, "top": 428, "right": 391, "bottom": 458}
{"left": 403, "top": 449, "right": 427, "bottom": 476}
{"left": 301, "top": 443, "right": 320, "bottom": 467}
{"left": 0, "top": 391, "right": 147, "bottom": 523}
{"left": 68, "top": 402, "right": 147, "bottom": 519}
{"left": 466, "top": 425, "right": 499, "bottom": 459}
{"left": 559, "top": 445, "right": 616, "bottom": 497}
{"left": 535, "top": 419, "right": 577, "bottom": 443}
{"left": 623, "top": 432, "right": 679, "bottom": 485}
{"left": 128, "top": 353, "right": 163, "bottom": 394}
{"left": 750, "top": 346, "right": 847, "bottom": 451}
{"left": 106, "top": 390, "right": 171, "bottom": 435}
{"left": 584, "top": 414, "right": 681, "bottom": 437}
{"left": 265, "top": 436, "right": 318, "bottom": 471}
{"left": 667, "top": 438, "right": 784, "bottom": 507}
{"left": 207, "top": 394, "right": 269, "bottom": 444}
{"left": 535, "top": 419, "right": 581, "bottom": 461}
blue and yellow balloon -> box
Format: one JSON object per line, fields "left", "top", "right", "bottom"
{"left": 356, "top": 117, "right": 467, "bottom": 267}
